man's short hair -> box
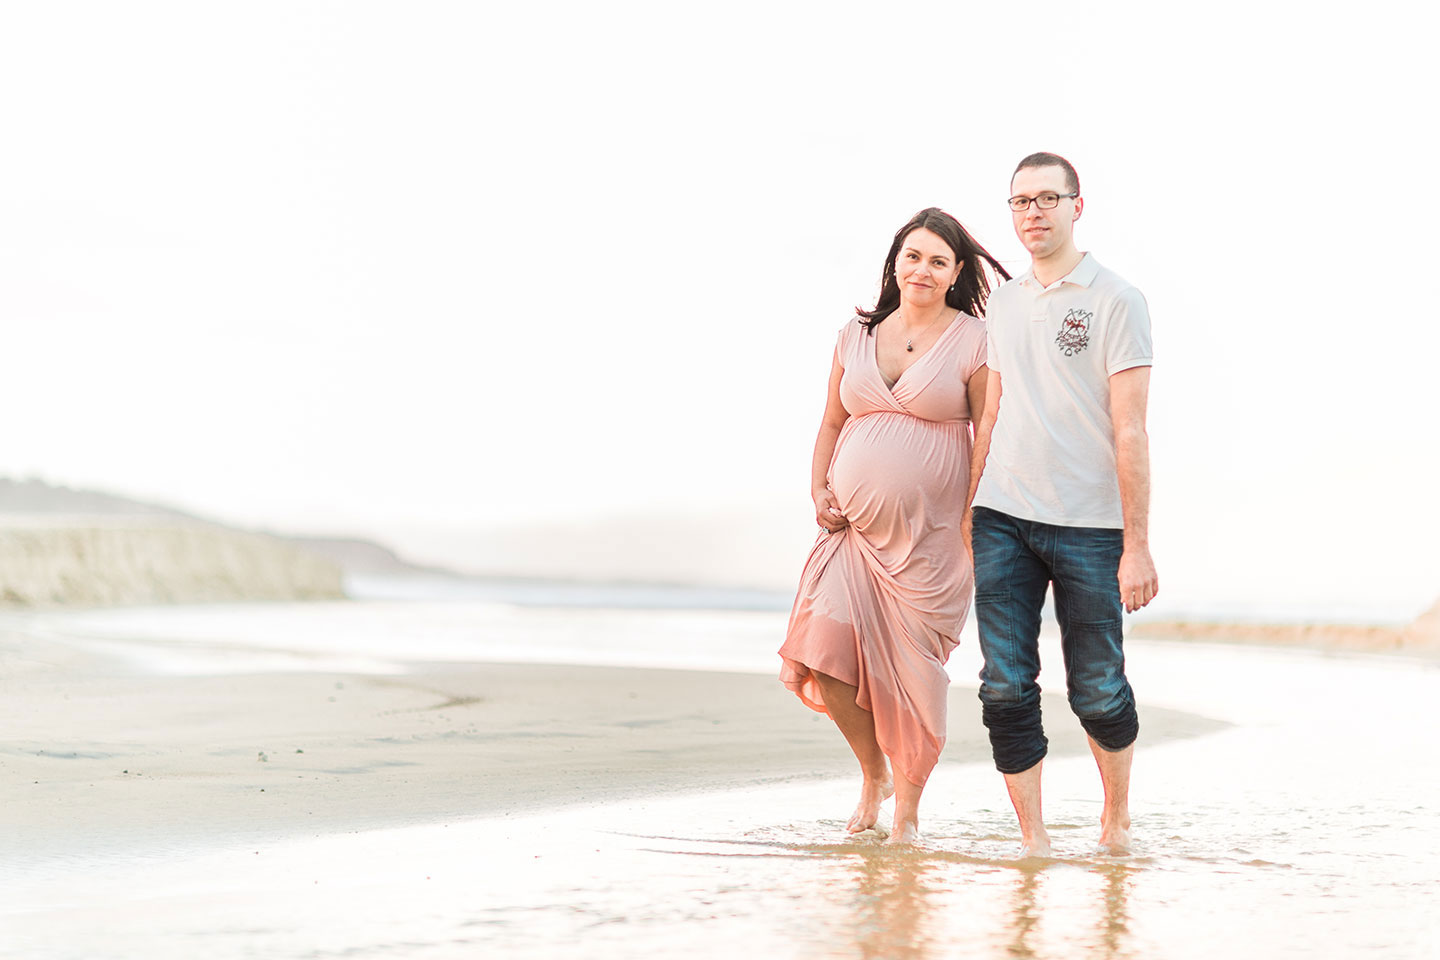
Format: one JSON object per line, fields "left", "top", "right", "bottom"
{"left": 1013, "top": 152, "right": 1080, "bottom": 195}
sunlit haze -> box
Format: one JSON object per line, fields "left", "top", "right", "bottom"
{"left": 2, "top": 2, "right": 1435, "bottom": 619}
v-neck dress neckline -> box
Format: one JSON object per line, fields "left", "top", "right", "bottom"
{"left": 875, "top": 315, "right": 961, "bottom": 392}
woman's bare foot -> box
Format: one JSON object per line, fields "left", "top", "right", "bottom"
{"left": 884, "top": 817, "right": 920, "bottom": 845}
{"left": 846, "top": 776, "right": 894, "bottom": 834}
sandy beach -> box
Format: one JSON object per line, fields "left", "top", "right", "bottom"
{"left": 3, "top": 599, "right": 1438, "bottom": 959}
{"left": 2, "top": 621, "right": 1223, "bottom": 861}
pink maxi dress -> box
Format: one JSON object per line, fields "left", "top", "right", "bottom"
{"left": 779, "top": 314, "right": 986, "bottom": 787}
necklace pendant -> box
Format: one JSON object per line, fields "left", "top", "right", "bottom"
{"left": 905, "top": 339, "right": 913, "bottom": 352}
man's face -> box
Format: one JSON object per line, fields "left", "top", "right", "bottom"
{"left": 1010, "top": 165, "right": 1082, "bottom": 260}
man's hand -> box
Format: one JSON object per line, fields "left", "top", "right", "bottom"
{"left": 1118, "top": 547, "right": 1158, "bottom": 613}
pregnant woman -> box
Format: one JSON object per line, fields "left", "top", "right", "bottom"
{"left": 779, "top": 207, "right": 1007, "bottom": 844}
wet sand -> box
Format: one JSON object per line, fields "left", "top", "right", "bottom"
{"left": 6, "top": 609, "right": 1437, "bottom": 959}
{"left": 0, "top": 627, "right": 1224, "bottom": 861}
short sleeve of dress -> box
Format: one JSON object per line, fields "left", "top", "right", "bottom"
{"left": 835, "top": 317, "right": 862, "bottom": 370}
{"left": 963, "top": 316, "right": 988, "bottom": 381}
{"left": 1104, "top": 286, "right": 1153, "bottom": 375}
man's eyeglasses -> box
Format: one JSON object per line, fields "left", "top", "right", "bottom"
{"left": 1008, "top": 192, "right": 1079, "bottom": 212}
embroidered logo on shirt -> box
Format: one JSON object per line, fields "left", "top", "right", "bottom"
{"left": 1055, "top": 308, "right": 1092, "bottom": 357}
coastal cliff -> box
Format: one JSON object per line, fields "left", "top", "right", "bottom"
{"left": 0, "top": 518, "right": 345, "bottom": 607}
{"left": 0, "top": 479, "right": 344, "bottom": 607}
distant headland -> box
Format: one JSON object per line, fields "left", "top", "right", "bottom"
{"left": 0, "top": 477, "right": 377, "bottom": 607}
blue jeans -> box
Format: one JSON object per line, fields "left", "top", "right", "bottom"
{"left": 971, "top": 506, "right": 1138, "bottom": 774}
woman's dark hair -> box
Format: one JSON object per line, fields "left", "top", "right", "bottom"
{"left": 857, "top": 207, "right": 1010, "bottom": 333}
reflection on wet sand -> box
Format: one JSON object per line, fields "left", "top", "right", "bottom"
{"left": 841, "top": 847, "right": 1141, "bottom": 960}
{"left": 845, "top": 851, "right": 938, "bottom": 960}
{"left": 1095, "top": 863, "right": 1138, "bottom": 960}
{"left": 1007, "top": 865, "right": 1040, "bottom": 959}
{"left": 646, "top": 830, "right": 1146, "bottom": 960}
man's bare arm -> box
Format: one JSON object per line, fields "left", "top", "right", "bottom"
{"left": 1110, "top": 365, "right": 1158, "bottom": 612}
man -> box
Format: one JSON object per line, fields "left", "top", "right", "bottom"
{"left": 963, "top": 151, "right": 1158, "bottom": 858}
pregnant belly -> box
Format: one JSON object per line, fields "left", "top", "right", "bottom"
{"left": 830, "top": 413, "right": 968, "bottom": 537}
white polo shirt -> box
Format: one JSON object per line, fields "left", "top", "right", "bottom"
{"left": 974, "top": 253, "right": 1152, "bottom": 529}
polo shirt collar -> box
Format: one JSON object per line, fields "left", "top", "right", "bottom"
{"left": 1019, "top": 252, "right": 1099, "bottom": 290}
{"left": 1062, "top": 252, "right": 1099, "bottom": 288}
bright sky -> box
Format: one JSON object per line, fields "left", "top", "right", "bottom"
{"left": 2, "top": 2, "right": 1436, "bottom": 618}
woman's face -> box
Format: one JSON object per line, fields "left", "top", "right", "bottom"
{"left": 894, "top": 228, "right": 962, "bottom": 309}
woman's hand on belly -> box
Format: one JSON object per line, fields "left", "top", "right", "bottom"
{"left": 813, "top": 487, "right": 849, "bottom": 533}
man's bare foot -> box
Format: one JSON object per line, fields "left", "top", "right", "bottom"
{"left": 1097, "top": 821, "right": 1132, "bottom": 856}
{"left": 884, "top": 817, "right": 919, "bottom": 845}
{"left": 1016, "top": 833, "right": 1053, "bottom": 859}
{"left": 846, "top": 777, "right": 894, "bottom": 834}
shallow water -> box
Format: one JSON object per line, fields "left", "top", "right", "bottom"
{"left": 3, "top": 604, "right": 1437, "bottom": 958}
{"left": 6, "top": 738, "right": 1435, "bottom": 960}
